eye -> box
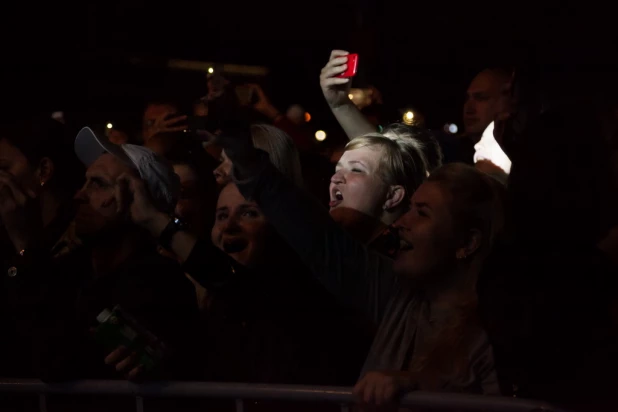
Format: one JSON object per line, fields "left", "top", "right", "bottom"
{"left": 242, "top": 209, "right": 260, "bottom": 218}
{"left": 417, "top": 208, "right": 428, "bottom": 217}
{"left": 216, "top": 212, "right": 228, "bottom": 221}
{"left": 351, "top": 168, "right": 363, "bottom": 173}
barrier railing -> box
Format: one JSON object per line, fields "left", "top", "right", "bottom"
{"left": 0, "top": 379, "right": 566, "bottom": 412}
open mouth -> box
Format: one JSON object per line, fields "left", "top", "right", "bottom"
{"left": 329, "top": 188, "right": 344, "bottom": 208}
{"left": 222, "top": 238, "right": 248, "bottom": 254}
{"left": 399, "top": 239, "right": 414, "bottom": 252}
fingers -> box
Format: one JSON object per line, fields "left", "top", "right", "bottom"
{"left": 105, "top": 345, "right": 130, "bottom": 365}
{"left": 363, "top": 379, "right": 377, "bottom": 404}
{"left": 353, "top": 376, "right": 368, "bottom": 399}
{"left": 322, "top": 77, "right": 351, "bottom": 88}
{"left": 117, "top": 173, "right": 145, "bottom": 196}
{"left": 161, "top": 125, "right": 189, "bottom": 133}
{"left": 247, "top": 83, "right": 264, "bottom": 95}
{"left": 354, "top": 373, "right": 402, "bottom": 407}
{"left": 329, "top": 50, "right": 349, "bottom": 59}
{"left": 161, "top": 115, "right": 187, "bottom": 127}
{"left": 115, "top": 351, "right": 139, "bottom": 373}
{"left": 355, "top": 374, "right": 377, "bottom": 404}
{"left": 381, "top": 383, "right": 397, "bottom": 406}
{"left": 127, "top": 364, "right": 144, "bottom": 381}
{"left": 321, "top": 56, "right": 349, "bottom": 78}
{"left": 374, "top": 379, "right": 387, "bottom": 406}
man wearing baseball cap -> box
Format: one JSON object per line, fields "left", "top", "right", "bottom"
{"left": 12, "top": 127, "right": 200, "bottom": 382}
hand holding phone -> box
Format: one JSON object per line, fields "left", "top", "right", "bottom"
{"left": 336, "top": 53, "right": 358, "bottom": 78}
{"left": 320, "top": 50, "right": 356, "bottom": 110}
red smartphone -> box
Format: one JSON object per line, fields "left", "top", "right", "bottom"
{"left": 337, "top": 54, "right": 358, "bottom": 78}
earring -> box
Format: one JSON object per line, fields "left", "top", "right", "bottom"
{"left": 457, "top": 251, "right": 467, "bottom": 259}
{"left": 40, "top": 181, "right": 45, "bottom": 187}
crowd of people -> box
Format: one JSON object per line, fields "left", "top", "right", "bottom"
{"left": 0, "top": 50, "right": 617, "bottom": 412}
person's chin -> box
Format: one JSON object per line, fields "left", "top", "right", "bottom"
{"left": 230, "top": 251, "right": 254, "bottom": 268}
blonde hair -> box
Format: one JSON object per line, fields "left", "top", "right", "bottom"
{"left": 428, "top": 163, "right": 506, "bottom": 258}
{"left": 250, "top": 124, "right": 303, "bottom": 187}
{"left": 345, "top": 133, "right": 427, "bottom": 202}
{"left": 382, "top": 123, "right": 443, "bottom": 173}
{"left": 410, "top": 164, "right": 505, "bottom": 390}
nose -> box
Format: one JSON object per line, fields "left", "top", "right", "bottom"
{"left": 221, "top": 215, "right": 242, "bottom": 234}
{"left": 464, "top": 100, "right": 476, "bottom": 115}
{"left": 392, "top": 210, "right": 412, "bottom": 231}
{"left": 330, "top": 170, "right": 345, "bottom": 185}
{"left": 73, "top": 186, "right": 88, "bottom": 203}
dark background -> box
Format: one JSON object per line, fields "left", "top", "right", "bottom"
{"left": 3, "top": 0, "right": 617, "bottom": 135}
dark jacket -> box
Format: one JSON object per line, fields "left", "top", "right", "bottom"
{"left": 233, "top": 155, "right": 499, "bottom": 394}
{"left": 2, "top": 240, "right": 200, "bottom": 381}
{"left": 182, "top": 237, "right": 371, "bottom": 385}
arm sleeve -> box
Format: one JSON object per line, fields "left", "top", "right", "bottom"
{"left": 235, "top": 157, "right": 397, "bottom": 324}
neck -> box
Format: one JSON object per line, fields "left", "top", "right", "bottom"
{"left": 90, "top": 227, "right": 147, "bottom": 275}
{"left": 423, "top": 260, "right": 481, "bottom": 312}
{"left": 331, "top": 207, "right": 390, "bottom": 245}
{"left": 379, "top": 208, "right": 404, "bottom": 227}
{"left": 39, "top": 190, "right": 61, "bottom": 228}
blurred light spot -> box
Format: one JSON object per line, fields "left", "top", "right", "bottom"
{"left": 448, "top": 123, "right": 458, "bottom": 134}
{"left": 304, "top": 112, "right": 311, "bottom": 122}
{"left": 403, "top": 111, "right": 414, "bottom": 125}
{"left": 315, "top": 130, "right": 327, "bottom": 141}
{"left": 208, "top": 67, "right": 214, "bottom": 74}
{"left": 348, "top": 94, "right": 354, "bottom": 100}
{"left": 106, "top": 123, "right": 113, "bottom": 129}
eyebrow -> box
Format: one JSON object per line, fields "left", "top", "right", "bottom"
{"left": 337, "top": 160, "right": 367, "bottom": 168}
{"left": 86, "top": 174, "right": 111, "bottom": 185}
{"left": 238, "top": 203, "right": 257, "bottom": 212}
{"left": 215, "top": 206, "right": 229, "bottom": 213}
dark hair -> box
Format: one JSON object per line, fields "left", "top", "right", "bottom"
{"left": 0, "top": 115, "right": 84, "bottom": 197}
{"left": 382, "top": 123, "right": 443, "bottom": 173}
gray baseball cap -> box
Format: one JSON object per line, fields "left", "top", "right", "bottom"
{"left": 75, "top": 127, "right": 180, "bottom": 214}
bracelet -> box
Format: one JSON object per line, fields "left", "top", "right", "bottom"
{"left": 158, "top": 217, "right": 186, "bottom": 251}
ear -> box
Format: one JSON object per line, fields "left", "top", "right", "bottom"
{"left": 36, "top": 157, "right": 55, "bottom": 187}
{"left": 455, "top": 228, "right": 483, "bottom": 260}
{"left": 383, "top": 185, "right": 406, "bottom": 211}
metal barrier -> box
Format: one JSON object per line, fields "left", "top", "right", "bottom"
{"left": 0, "top": 380, "right": 566, "bottom": 412}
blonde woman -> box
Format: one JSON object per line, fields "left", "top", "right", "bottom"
{"left": 329, "top": 132, "right": 426, "bottom": 246}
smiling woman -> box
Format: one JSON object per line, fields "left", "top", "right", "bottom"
{"left": 212, "top": 183, "right": 270, "bottom": 268}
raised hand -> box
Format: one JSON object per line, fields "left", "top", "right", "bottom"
{"left": 143, "top": 112, "right": 188, "bottom": 142}
{"left": 115, "top": 173, "right": 169, "bottom": 237}
{"left": 320, "top": 50, "right": 353, "bottom": 109}
{"left": 248, "top": 84, "right": 280, "bottom": 120}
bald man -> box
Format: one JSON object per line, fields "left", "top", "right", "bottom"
{"left": 463, "top": 68, "right": 512, "bottom": 143}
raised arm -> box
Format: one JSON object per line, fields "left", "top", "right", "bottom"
{"left": 224, "top": 137, "right": 397, "bottom": 324}
{"left": 320, "top": 50, "right": 376, "bottom": 140}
